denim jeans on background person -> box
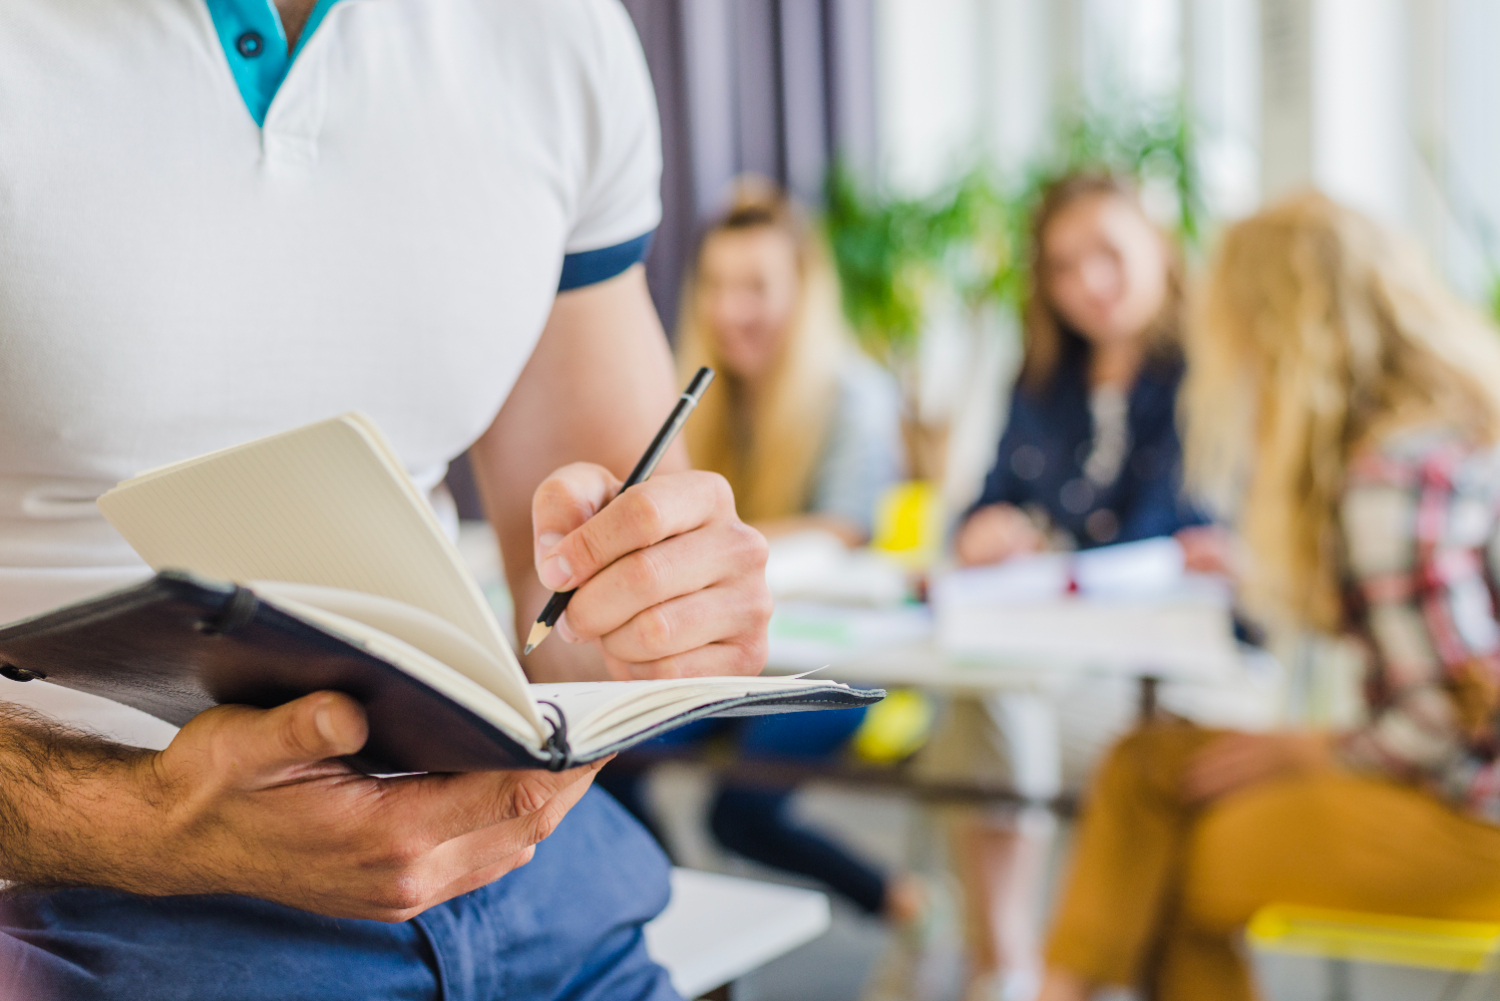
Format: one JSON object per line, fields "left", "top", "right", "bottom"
{"left": 0, "top": 788, "right": 679, "bottom": 1001}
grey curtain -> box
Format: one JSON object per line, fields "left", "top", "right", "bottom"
{"left": 620, "top": 0, "right": 878, "bottom": 333}
{"left": 447, "top": 1, "right": 875, "bottom": 518}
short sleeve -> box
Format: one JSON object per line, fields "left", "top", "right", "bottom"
{"left": 559, "top": 0, "right": 662, "bottom": 289}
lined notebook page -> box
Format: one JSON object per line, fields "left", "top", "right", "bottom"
{"left": 96, "top": 415, "right": 534, "bottom": 717}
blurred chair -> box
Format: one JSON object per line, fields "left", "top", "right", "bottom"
{"left": 1248, "top": 904, "right": 1500, "bottom": 1001}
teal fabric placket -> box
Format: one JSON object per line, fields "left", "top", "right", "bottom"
{"left": 203, "top": 0, "right": 347, "bottom": 126}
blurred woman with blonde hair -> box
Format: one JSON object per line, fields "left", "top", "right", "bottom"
{"left": 676, "top": 179, "right": 904, "bottom": 543}
{"left": 1038, "top": 191, "right": 1500, "bottom": 1001}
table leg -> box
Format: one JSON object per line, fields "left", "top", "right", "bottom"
{"left": 1137, "top": 675, "right": 1161, "bottom": 723}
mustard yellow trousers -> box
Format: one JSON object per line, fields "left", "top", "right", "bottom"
{"left": 1044, "top": 723, "right": 1500, "bottom": 1000}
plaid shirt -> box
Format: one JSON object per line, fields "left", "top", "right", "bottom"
{"left": 1340, "top": 429, "right": 1500, "bottom": 820}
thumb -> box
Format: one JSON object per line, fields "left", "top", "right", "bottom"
{"left": 532, "top": 462, "right": 622, "bottom": 589}
{"left": 221, "top": 691, "right": 370, "bottom": 779}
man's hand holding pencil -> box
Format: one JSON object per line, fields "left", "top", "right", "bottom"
{"left": 523, "top": 367, "right": 773, "bottom": 681}
{"left": 529, "top": 463, "right": 772, "bottom": 680}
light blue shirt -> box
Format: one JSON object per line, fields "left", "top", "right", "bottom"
{"left": 808, "top": 353, "right": 906, "bottom": 536}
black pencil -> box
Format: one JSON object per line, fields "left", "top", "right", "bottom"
{"left": 523, "top": 366, "right": 716, "bottom": 655}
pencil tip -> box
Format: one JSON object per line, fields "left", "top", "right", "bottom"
{"left": 524, "top": 621, "right": 551, "bottom": 655}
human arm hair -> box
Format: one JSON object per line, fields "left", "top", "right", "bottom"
{"left": 0, "top": 706, "right": 149, "bottom": 888}
{"left": 0, "top": 692, "right": 602, "bottom": 915}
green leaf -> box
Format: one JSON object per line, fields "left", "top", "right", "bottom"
{"left": 821, "top": 98, "right": 1204, "bottom": 364}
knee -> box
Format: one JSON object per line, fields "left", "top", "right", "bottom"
{"left": 1092, "top": 726, "right": 1180, "bottom": 799}
{"left": 1180, "top": 773, "right": 1346, "bottom": 932}
{"left": 1088, "top": 723, "right": 1216, "bottom": 806}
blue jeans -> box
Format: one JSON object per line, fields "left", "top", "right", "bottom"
{"left": 598, "top": 707, "right": 888, "bottom": 915}
{"left": 0, "top": 788, "right": 679, "bottom": 1001}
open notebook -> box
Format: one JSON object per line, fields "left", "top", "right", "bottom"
{"left": 0, "top": 414, "right": 880, "bottom": 772}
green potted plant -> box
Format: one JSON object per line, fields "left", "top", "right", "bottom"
{"left": 822, "top": 100, "right": 1204, "bottom": 486}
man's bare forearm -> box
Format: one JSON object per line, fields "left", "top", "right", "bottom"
{"left": 0, "top": 691, "right": 607, "bottom": 920}
{"left": 0, "top": 706, "right": 149, "bottom": 887}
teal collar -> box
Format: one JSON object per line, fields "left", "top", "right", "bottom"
{"left": 203, "top": 0, "right": 346, "bottom": 126}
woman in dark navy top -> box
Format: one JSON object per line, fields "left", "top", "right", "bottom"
{"left": 946, "top": 173, "right": 1229, "bottom": 1001}
{"left": 969, "top": 344, "right": 1204, "bottom": 547}
{"left": 956, "top": 172, "right": 1223, "bottom": 568}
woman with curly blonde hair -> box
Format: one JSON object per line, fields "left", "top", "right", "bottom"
{"left": 676, "top": 180, "right": 904, "bottom": 543}
{"left": 1038, "top": 191, "right": 1500, "bottom": 1001}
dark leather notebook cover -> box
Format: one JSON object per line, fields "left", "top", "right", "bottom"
{"left": 0, "top": 573, "right": 883, "bottom": 773}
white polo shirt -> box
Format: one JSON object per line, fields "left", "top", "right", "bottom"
{"left": 0, "top": 0, "right": 661, "bottom": 745}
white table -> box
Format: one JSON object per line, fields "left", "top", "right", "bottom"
{"left": 762, "top": 600, "right": 1269, "bottom": 806}
{"left": 764, "top": 600, "right": 1240, "bottom": 695}
{"left": 645, "top": 868, "right": 831, "bottom": 999}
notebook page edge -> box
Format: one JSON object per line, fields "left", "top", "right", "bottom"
{"left": 261, "top": 591, "right": 544, "bottom": 749}
{"left": 335, "top": 416, "right": 519, "bottom": 662}
{"left": 250, "top": 580, "right": 542, "bottom": 733}
{"left": 533, "top": 677, "right": 841, "bottom": 745}
{"left": 97, "top": 415, "right": 537, "bottom": 722}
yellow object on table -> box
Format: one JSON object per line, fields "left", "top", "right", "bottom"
{"left": 871, "top": 481, "right": 942, "bottom": 570}
{"left": 851, "top": 688, "right": 934, "bottom": 764}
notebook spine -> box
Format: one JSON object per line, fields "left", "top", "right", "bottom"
{"left": 193, "top": 581, "right": 260, "bottom": 636}
{"left": 536, "top": 700, "right": 573, "bottom": 771}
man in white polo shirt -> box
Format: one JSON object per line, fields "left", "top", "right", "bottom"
{"left": 0, "top": 1, "right": 772, "bottom": 997}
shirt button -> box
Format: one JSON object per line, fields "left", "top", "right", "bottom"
{"left": 236, "top": 31, "right": 265, "bottom": 58}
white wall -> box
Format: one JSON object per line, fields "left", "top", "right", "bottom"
{"left": 1312, "top": 0, "right": 1409, "bottom": 225}
{"left": 873, "top": 0, "right": 984, "bottom": 196}
{"left": 1188, "top": 0, "right": 1261, "bottom": 219}
{"left": 979, "top": 0, "right": 1055, "bottom": 174}
{"left": 1079, "top": 0, "right": 1181, "bottom": 106}
{"left": 1444, "top": 0, "right": 1500, "bottom": 299}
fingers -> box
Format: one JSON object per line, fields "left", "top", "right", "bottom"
{"left": 586, "top": 582, "right": 772, "bottom": 664}
{"left": 603, "top": 633, "right": 770, "bottom": 680}
{"left": 536, "top": 472, "right": 733, "bottom": 592}
{"left": 561, "top": 521, "right": 766, "bottom": 643}
{"left": 421, "top": 849, "right": 538, "bottom": 914}
{"left": 1181, "top": 735, "right": 1272, "bottom": 803}
{"left": 421, "top": 758, "right": 603, "bottom": 893}
{"left": 343, "top": 760, "right": 606, "bottom": 921}
{"left": 391, "top": 759, "right": 606, "bottom": 847}
{"left": 532, "top": 463, "right": 623, "bottom": 577}
{"left": 529, "top": 465, "right": 769, "bottom": 681}
{"left": 956, "top": 504, "right": 1040, "bottom": 566}
{"left": 193, "top": 691, "right": 369, "bottom": 782}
